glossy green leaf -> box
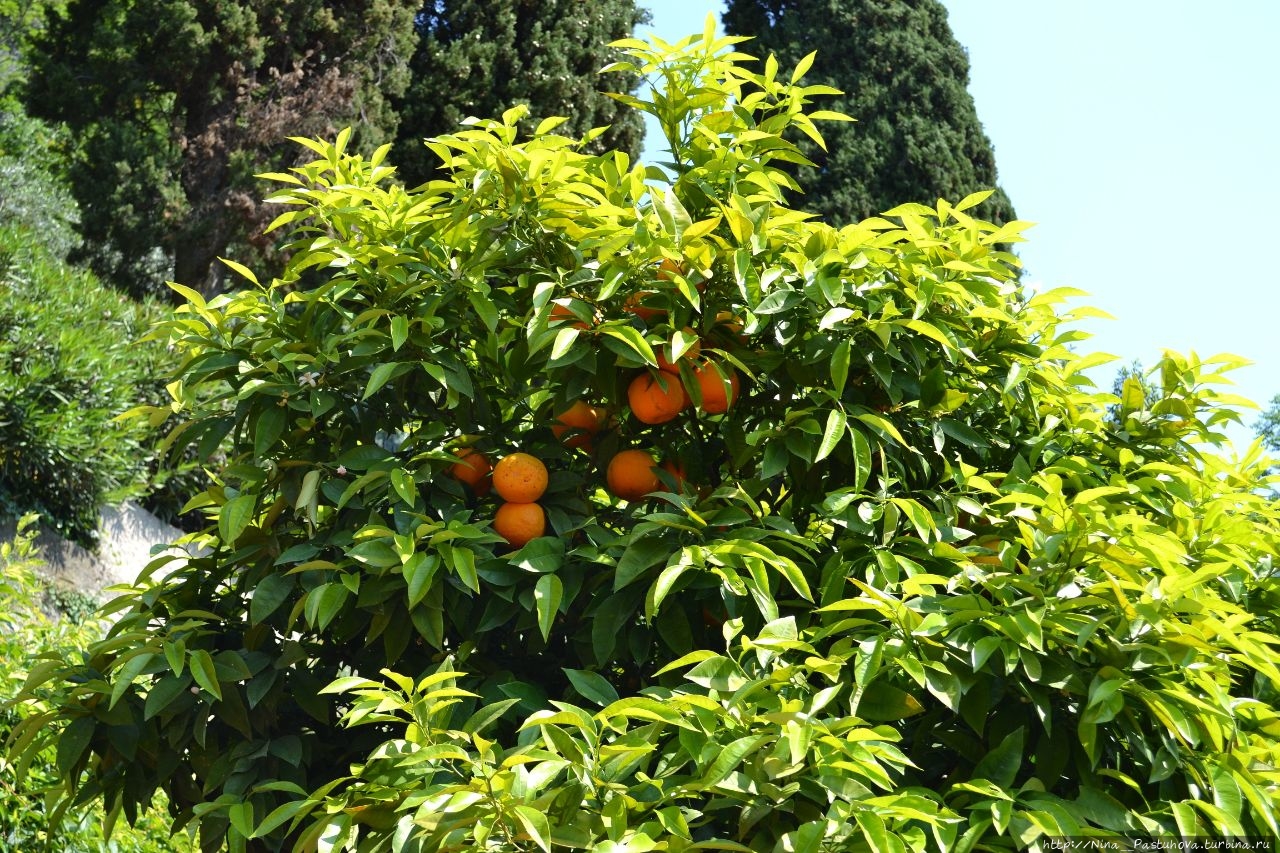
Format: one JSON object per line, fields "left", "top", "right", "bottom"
{"left": 534, "top": 573, "right": 563, "bottom": 642}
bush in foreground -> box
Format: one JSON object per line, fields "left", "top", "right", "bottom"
{"left": 0, "top": 517, "right": 192, "bottom": 851}
{"left": 10, "top": 27, "right": 1280, "bottom": 851}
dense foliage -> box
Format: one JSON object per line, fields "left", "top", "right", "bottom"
{"left": 0, "top": 225, "right": 172, "bottom": 547}
{"left": 22, "top": 0, "right": 421, "bottom": 297}
{"left": 722, "top": 0, "right": 1015, "bottom": 226}
{"left": 10, "top": 27, "right": 1280, "bottom": 852}
{"left": 392, "top": 0, "right": 649, "bottom": 187}
{"left": 0, "top": 96, "right": 77, "bottom": 258}
{"left": 0, "top": 517, "right": 193, "bottom": 851}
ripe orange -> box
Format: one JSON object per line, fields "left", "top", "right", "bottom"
{"left": 450, "top": 448, "right": 492, "bottom": 496}
{"left": 552, "top": 400, "right": 602, "bottom": 449}
{"left": 627, "top": 372, "right": 688, "bottom": 424}
{"left": 494, "top": 501, "right": 546, "bottom": 548}
{"left": 492, "top": 452, "right": 549, "bottom": 503}
{"left": 692, "top": 362, "right": 740, "bottom": 414}
{"left": 607, "top": 449, "right": 661, "bottom": 502}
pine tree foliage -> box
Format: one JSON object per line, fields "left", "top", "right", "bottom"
{"left": 393, "top": 0, "right": 649, "bottom": 187}
{"left": 23, "top": 0, "right": 421, "bottom": 297}
{"left": 722, "top": 0, "right": 1015, "bottom": 226}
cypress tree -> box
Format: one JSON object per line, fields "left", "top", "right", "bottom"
{"left": 722, "top": 0, "right": 1015, "bottom": 225}
{"left": 24, "top": 1, "right": 421, "bottom": 297}
{"left": 393, "top": 0, "right": 649, "bottom": 187}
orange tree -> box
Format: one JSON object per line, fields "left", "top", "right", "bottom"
{"left": 9, "top": 23, "right": 1280, "bottom": 852}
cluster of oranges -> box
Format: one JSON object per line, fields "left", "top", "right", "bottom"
{"left": 450, "top": 259, "right": 744, "bottom": 549}
{"left": 451, "top": 449, "right": 550, "bottom": 548}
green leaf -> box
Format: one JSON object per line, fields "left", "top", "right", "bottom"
{"left": 144, "top": 675, "right": 191, "bottom": 720}
{"left": 551, "top": 326, "right": 580, "bottom": 360}
{"left": 295, "top": 469, "right": 321, "bottom": 513}
{"left": 534, "top": 573, "right": 563, "bottom": 642}
{"left": 463, "top": 698, "right": 520, "bottom": 735}
{"left": 109, "top": 652, "right": 155, "bottom": 709}
{"left": 404, "top": 552, "right": 440, "bottom": 608}
{"left": 390, "top": 467, "right": 417, "bottom": 506}
{"left": 219, "top": 256, "right": 259, "bottom": 286}
{"left": 251, "top": 573, "right": 293, "bottom": 625}
{"left": 656, "top": 188, "right": 693, "bottom": 244}
{"left": 562, "top": 668, "right": 620, "bottom": 707}
{"left": 857, "top": 683, "right": 924, "bottom": 721}
{"left": 855, "top": 412, "right": 907, "bottom": 446}
{"left": 831, "top": 340, "right": 851, "bottom": 397}
{"left": 704, "top": 734, "right": 769, "bottom": 784}
{"left": 815, "top": 409, "right": 847, "bottom": 463}
{"left": 228, "top": 801, "right": 255, "bottom": 839}
{"left": 306, "top": 583, "right": 349, "bottom": 631}
{"left": 972, "top": 727, "right": 1024, "bottom": 788}
{"left": 363, "top": 361, "right": 405, "bottom": 400}
{"left": 646, "top": 559, "right": 691, "bottom": 620}
{"left": 850, "top": 426, "right": 872, "bottom": 493}
{"left": 189, "top": 650, "right": 222, "bottom": 702}
{"left": 614, "top": 536, "right": 671, "bottom": 590}
{"left": 56, "top": 716, "right": 94, "bottom": 775}
{"left": 218, "top": 494, "right": 255, "bottom": 546}
{"left": 254, "top": 405, "right": 285, "bottom": 459}
{"left": 600, "top": 325, "right": 656, "bottom": 364}
{"left": 390, "top": 315, "right": 409, "bottom": 351}
{"left": 512, "top": 805, "right": 552, "bottom": 853}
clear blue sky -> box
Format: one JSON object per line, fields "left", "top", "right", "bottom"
{"left": 636, "top": 1, "right": 1280, "bottom": 448}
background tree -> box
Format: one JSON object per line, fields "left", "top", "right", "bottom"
{"left": 1257, "top": 394, "right": 1280, "bottom": 452}
{"left": 722, "top": 0, "right": 1015, "bottom": 226}
{"left": 392, "top": 0, "right": 648, "bottom": 187}
{"left": 23, "top": 0, "right": 421, "bottom": 298}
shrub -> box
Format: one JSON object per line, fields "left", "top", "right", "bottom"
{"left": 0, "top": 516, "right": 193, "bottom": 851}
{"left": 0, "top": 224, "right": 171, "bottom": 547}
{"left": 0, "top": 99, "right": 79, "bottom": 259}
{"left": 10, "top": 28, "right": 1280, "bottom": 852}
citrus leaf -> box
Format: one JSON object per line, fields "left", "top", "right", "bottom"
{"left": 562, "top": 668, "right": 619, "bottom": 707}
{"left": 815, "top": 409, "right": 847, "bottom": 463}
{"left": 218, "top": 494, "right": 255, "bottom": 546}
{"left": 535, "top": 573, "right": 563, "bottom": 642}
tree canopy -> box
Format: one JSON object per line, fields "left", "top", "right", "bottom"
{"left": 722, "top": 0, "right": 1015, "bottom": 226}
{"left": 392, "top": 0, "right": 649, "bottom": 187}
{"left": 23, "top": 0, "right": 421, "bottom": 297}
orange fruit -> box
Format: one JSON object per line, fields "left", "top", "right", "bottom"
{"left": 552, "top": 401, "right": 602, "bottom": 449}
{"left": 624, "top": 291, "right": 665, "bottom": 323}
{"left": 692, "top": 362, "right": 740, "bottom": 414}
{"left": 492, "top": 452, "right": 549, "bottom": 503}
{"left": 494, "top": 501, "right": 546, "bottom": 548}
{"left": 450, "top": 448, "right": 492, "bottom": 496}
{"left": 607, "top": 449, "right": 661, "bottom": 502}
{"left": 627, "top": 372, "right": 688, "bottom": 424}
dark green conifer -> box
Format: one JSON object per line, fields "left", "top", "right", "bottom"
{"left": 393, "top": 0, "right": 648, "bottom": 186}
{"left": 723, "top": 0, "right": 1015, "bottom": 225}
